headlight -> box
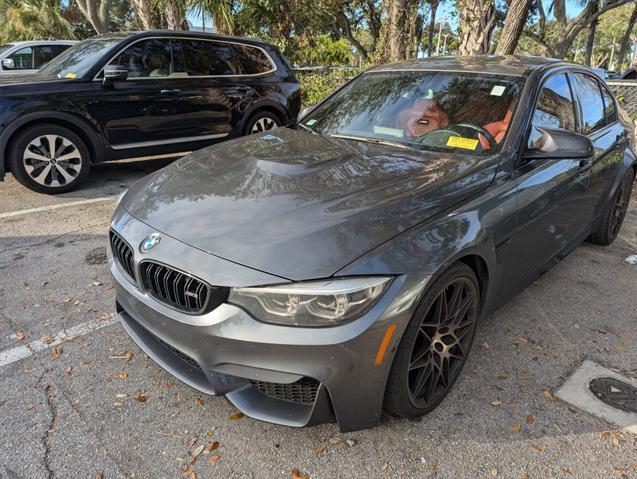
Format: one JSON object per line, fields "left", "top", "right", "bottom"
{"left": 228, "top": 277, "right": 391, "bottom": 327}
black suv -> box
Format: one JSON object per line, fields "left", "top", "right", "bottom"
{"left": 0, "top": 31, "right": 301, "bottom": 193}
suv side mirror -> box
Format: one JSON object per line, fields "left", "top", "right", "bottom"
{"left": 524, "top": 127, "right": 594, "bottom": 160}
{"left": 2, "top": 58, "right": 15, "bottom": 70}
{"left": 103, "top": 64, "right": 128, "bottom": 85}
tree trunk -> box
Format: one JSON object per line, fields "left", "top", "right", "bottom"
{"left": 75, "top": 0, "right": 111, "bottom": 33}
{"left": 427, "top": 0, "right": 439, "bottom": 56}
{"left": 457, "top": 0, "right": 497, "bottom": 55}
{"left": 617, "top": 1, "right": 637, "bottom": 71}
{"left": 164, "top": 2, "right": 187, "bottom": 30}
{"left": 384, "top": 0, "right": 411, "bottom": 62}
{"left": 130, "top": 0, "right": 157, "bottom": 30}
{"left": 584, "top": 18, "right": 598, "bottom": 66}
{"left": 495, "top": 0, "right": 531, "bottom": 55}
{"left": 335, "top": 10, "right": 369, "bottom": 61}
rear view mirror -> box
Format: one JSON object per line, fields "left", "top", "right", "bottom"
{"left": 2, "top": 58, "right": 14, "bottom": 70}
{"left": 525, "top": 127, "right": 594, "bottom": 160}
{"left": 103, "top": 64, "right": 128, "bottom": 85}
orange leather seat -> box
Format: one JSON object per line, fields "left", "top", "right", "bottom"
{"left": 480, "top": 104, "right": 514, "bottom": 150}
{"left": 396, "top": 100, "right": 449, "bottom": 138}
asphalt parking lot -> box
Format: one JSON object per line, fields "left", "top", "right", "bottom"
{"left": 1, "top": 158, "right": 636, "bottom": 479}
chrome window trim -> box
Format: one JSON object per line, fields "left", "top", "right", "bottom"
{"left": 92, "top": 35, "right": 277, "bottom": 81}
{"left": 369, "top": 68, "right": 524, "bottom": 77}
{"left": 111, "top": 132, "right": 229, "bottom": 150}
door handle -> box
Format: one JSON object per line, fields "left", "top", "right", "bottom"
{"left": 160, "top": 89, "right": 181, "bottom": 94}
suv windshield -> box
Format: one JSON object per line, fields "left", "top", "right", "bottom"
{"left": 39, "top": 37, "right": 122, "bottom": 79}
{"left": 300, "top": 71, "right": 522, "bottom": 154}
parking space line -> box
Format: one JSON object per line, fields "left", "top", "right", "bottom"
{"left": 0, "top": 196, "right": 117, "bottom": 219}
{"left": 0, "top": 316, "right": 118, "bottom": 368}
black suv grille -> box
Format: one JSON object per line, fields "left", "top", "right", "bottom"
{"left": 139, "top": 261, "right": 228, "bottom": 314}
{"left": 109, "top": 230, "right": 136, "bottom": 281}
{"left": 251, "top": 377, "right": 320, "bottom": 404}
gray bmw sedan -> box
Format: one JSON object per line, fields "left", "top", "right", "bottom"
{"left": 109, "top": 56, "right": 635, "bottom": 432}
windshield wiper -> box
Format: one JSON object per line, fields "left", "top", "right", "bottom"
{"left": 329, "top": 133, "right": 410, "bottom": 150}
{"left": 298, "top": 123, "right": 319, "bottom": 135}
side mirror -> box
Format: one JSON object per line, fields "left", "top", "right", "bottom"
{"left": 102, "top": 64, "right": 128, "bottom": 86}
{"left": 524, "top": 127, "right": 594, "bottom": 160}
{"left": 298, "top": 105, "right": 315, "bottom": 121}
{"left": 2, "top": 58, "right": 15, "bottom": 70}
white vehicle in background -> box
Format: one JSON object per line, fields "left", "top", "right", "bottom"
{"left": 0, "top": 40, "right": 77, "bottom": 75}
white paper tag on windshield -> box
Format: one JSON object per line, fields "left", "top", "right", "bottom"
{"left": 490, "top": 85, "right": 506, "bottom": 96}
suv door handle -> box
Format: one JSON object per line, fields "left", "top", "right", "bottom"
{"left": 160, "top": 89, "right": 181, "bottom": 94}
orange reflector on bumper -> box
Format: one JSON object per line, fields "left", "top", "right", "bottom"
{"left": 374, "top": 324, "right": 396, "bottom": 365}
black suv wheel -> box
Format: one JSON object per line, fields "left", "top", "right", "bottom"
{"left": 9, "top": 124, "right": 90, "bottom": 194}
{"left": 244, "top": 110, "right": 282, "bottom": 135}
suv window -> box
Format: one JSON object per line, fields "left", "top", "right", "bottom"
{"left": 33, "top": 45, "right": 70, "bottom": 69}
{"left": 528, "top": 73, "right": 576, "bottom": 148}
{"left": 8, "top": 46, "right": 34, "bottom": 69}
{"left": 112, "top": 39, "right": 172, "bottom": 78}
{"left": 600, "top": 84, "right": 617, "bottom": 124}
{"left": 174, "top": 39, "right": 273, "bottom": 76}
{"left": 572, "top": 73, "right": 605, "bottom": 134}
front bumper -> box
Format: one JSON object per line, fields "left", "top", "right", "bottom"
{"left": 110, "top": 208, "right": 429, "bottom": 431}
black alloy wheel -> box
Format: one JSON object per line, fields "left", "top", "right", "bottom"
{"left": 385, "top": 262, "right": 480, "bottom": 418}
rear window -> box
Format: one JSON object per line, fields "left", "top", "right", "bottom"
{"left": 573, "top": 73, "right": 605, "bottom": 134}
{"left": 600, "top": 84, "right": 617, "bottom": 124}
{"left": 174, "top": 39, "right": 274, "bottom": 76}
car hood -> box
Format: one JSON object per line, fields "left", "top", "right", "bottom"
{"left": 122, "top": 128, "right": 497, "bottom": 280}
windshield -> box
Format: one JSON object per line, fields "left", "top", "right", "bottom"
{"left": 300, "top": 71, "right": 522, "bottom": 155}
{"left": 39, "top": 37, "right": 122, "bottom": 79}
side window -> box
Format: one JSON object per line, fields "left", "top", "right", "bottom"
{"left": 111, "top": 39, "right": 172, "bottom": 78}
{"left": 8, "top": 46, "right": 34, "bottom": 69}
{"left": 600, "top": 84, "right": 617, "bottom": 124}
{"left": 174, "top": 40, "right": 273, "bottom": 76}
{"left": 33, "top": 46, "right": 59, "bottom": 69}
{"left": 572, "top": 73, "right": 605, "bottom": 134}
{"left": 233, "top": 44, "right": 274, "bottom": 74}
{"left": 177, "top": 40, "right": 235, "bottom": 76}
{"left": 528, "top": 73, "right": 576, "bottom": 148}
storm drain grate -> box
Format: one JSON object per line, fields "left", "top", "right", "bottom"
{"left": 589, "top": 377, "right": 637, "bottom": 414}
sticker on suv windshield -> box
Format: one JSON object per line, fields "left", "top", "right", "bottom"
{"left": 447, "top": 136, "right": 479, "bottom": 150}
{"left": 64, "top": 72, "right": 77, "bottom": 79}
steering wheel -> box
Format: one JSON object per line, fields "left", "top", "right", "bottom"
{"left": 455, "top": 123, "right": 497, "bottom": 150}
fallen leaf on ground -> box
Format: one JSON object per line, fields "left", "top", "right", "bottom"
{"left": 26, "top": 403, "right": 41, "bottom": 411}
{"left": 563, "top": 468, "right": 573, "bottom": 475}
{"left": 15, "top": 331, "right": 27, "bottom": 340}
{"left": 291, "top": 468, "right": 308, "bottom": 479}
{"left": 512, "top": 423, "right": 522, "bottom": 431}
{"left": 228, "top": 412, "right": 244, "bottom": 420}
{"left": 208, "top": 441, "right": 219, "bottom": 452}
{"left": 427, "top": 463, "right": 438, "bottom": 472}
{"left": 181, "top": 470, "right": 197, "bottom": 479}
{"left": 165, "top": 383, "right": 174, "bottom": 389}
{"left": 51, "top": 347, "right": 63, "bottom": 359}
{"left": 195, "top": 397, "right": 204, "bottom": 406}
{"left": 526, "top": 415, "right": 535, "bottom": 424}
{"left": 42, "top": 335, "right": 54, "bottom": 344}
{"left": 186, "top": 437, "right": 198, "bottom": 449}
{"left": 490, "top": 468, "right": 498, "bottom": 476}
{"left": 531, "top": 444, "right": 547, "bottom": 454}
{"left": 110, "top": 351, "right": 134, "bottom": 362}
{"left": 543, "top": 389, "right": 555, "bottom": 401}
{"left": 328, "top": 437, "right": 342, "bottom": 445}
{"left": 97, "top": 313, "right": 112, "bottom": 322}
{"left": 134, "top": 393, "right": 148, "bottom": 402}
{"left": 96, "top": 474, "right": 103, "bottom": 479}
{"left": 191, "top": 444, "right": 205, "bottom": 462}
{"left": 115, "top": 373, "right": 128, "bottom": 380}
{"left": 65, "top": 367, "right": 73, "bottom": 376}
{"left": 209, "top": 454, "right": 220, "bottom": 462}
{"left": 497, "top": 371, "right": 510, "bottom": 380}
{"left": 513, "top": 336, "right": 528, "bottom": 347}
{"left": 346, "top": 439, "right": 356, "bottom": 447}
{"left": 115, "top": 393, "right": 127, "bottom": 399}
{"left": 380, "top": 462, "right": 389, "bottom": 472}
{"left": 613, "top": 467, "right": 630, "bottom": 473}
{"left": 491, "top": 400, "right": 502, "bottom": 407}
{"left": 612, "top": 343, "right": 625, "bottom": 350}
{"left": 80, "top": 359, "right": 91, "bottom": 366}
{"left": 480, "top": 342, "right": 490, "bottom": 352}
{"left": 314, "top": 446, "right": 325, "bottom": 455}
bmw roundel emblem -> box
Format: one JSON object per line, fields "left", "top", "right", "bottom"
{"left": 140, "top": 233, "right": 161, "bottom": 253}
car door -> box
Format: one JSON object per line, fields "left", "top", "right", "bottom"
{"left": 4, "top": 45, "right": 36, "bottom": 73}
{"left": 87, "top": 38, "right": 199, "bottom": 149}
{"left": 503, "top": 72, "right": 593, "bottom": 288}
{"left": 570, "top": 73, "right": 626, "bottom": 221}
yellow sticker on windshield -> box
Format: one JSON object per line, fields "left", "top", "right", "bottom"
{"left": 64, "top": 72, "right": 77, "bottom": 79}
{"left": 447, "top": 136, "right": 479, "bottom": 150}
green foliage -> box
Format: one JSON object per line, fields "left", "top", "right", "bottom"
{"left": 296, "top": 67, "right": 362, "bottom": 106}
{"left": 293, "top": 35, "right": 353, "bottom": 66}
{"left": 0, "top": 0, "right": 75, "bottom": 42}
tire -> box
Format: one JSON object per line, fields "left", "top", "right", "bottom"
{"left": 384, "top": 262, "right": 480, "bottom": 419}
{"left": 243, "top": 110, "right": 282, "bottom": 136}
{"left": 588, "top": 169, "right": 635, "bottom": 246}
{"left": 8, "top": 124, "right": 91, "bottom": 194}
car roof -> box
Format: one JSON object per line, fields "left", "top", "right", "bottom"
{"left": 92, "top": 30, "right": 274, "bottom": 48}
{"left": 5, "top": 40, "right": 78, "bottom": 46}
{"left": 369, "top": 55, "right": 573, "bottom": 77}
